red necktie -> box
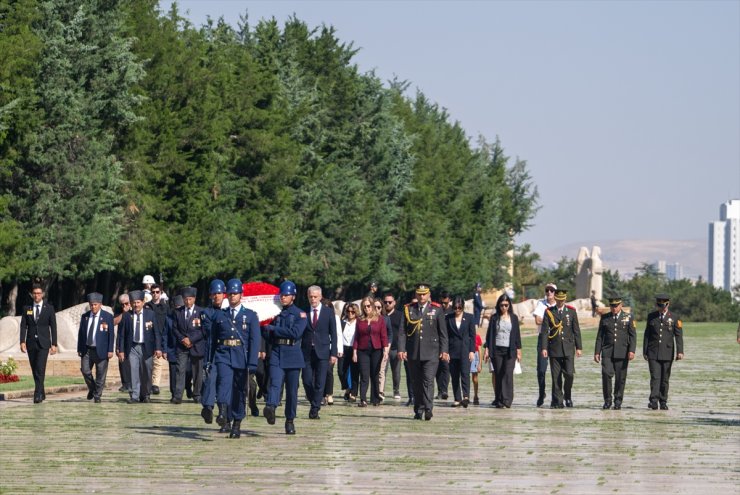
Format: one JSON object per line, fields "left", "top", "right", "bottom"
{"left": 312, "top": 308, "right": 318, "bottom": 327}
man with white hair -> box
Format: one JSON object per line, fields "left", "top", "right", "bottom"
{"left": 532, "top": 282, "right": 557, "bottom": 407}
{"left": 301, "top": 285, "right": 338, "bottom": 420}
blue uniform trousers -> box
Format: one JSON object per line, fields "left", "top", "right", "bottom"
{"left": 200, "top": 365, "right": 218, "bottom": 407}
{"left": 268, "top": 363, "right": 301, "bottom": 420}
{"left": 216, "top": 362, "right": 247, "bottom": 420}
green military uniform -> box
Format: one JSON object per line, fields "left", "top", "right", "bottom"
{"left": 594, "top": 297, "right": 636, "bottom": 409}
{"left": 643, "top": 293, "right": 684, "bottom": 410}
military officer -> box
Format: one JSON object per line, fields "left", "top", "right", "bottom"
{"left": 210, "top": 279, "right": 260, "bottom": 438}
{"left": 398, "top": 283, "right": 449, "bottom": 421}
{"left": 594, "top": 296, "right": 636, "bottom": 409}
{"left": 262, "top": 280, "right": 307, "bottom": 435}
{"left": 199, "top": 279, "right": 226, "bottom": 427}
{"left": 539, "top": 289, "right": 582, "bottom": 409}
{"left": 643, "top": 293, "right": 684, "bottom": 410}
{"left": 77, "top": 292, "right": 115, "bottom": 403}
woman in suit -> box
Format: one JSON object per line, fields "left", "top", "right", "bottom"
{"left": 352, "top": 296, "right": 388, "bottom": 406}
{"left": 446, "top": 296, "right": 476, "bottom": 407}
{"left": 485, "top": 293, "right": 522, "bottom": 408}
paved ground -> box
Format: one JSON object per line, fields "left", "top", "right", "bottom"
{"left": 0, "top": 322, "right": 738, "bottom": 494}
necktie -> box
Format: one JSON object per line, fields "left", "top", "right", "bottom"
{"left": 87, "top": 314, "right": 97, "bottom": 345}
{"left": 35, "top": 304, "right": 40, "bottom": 321}
{"left": 231, "top": 308, "right": 236, "bottom": 320}
{"left": 313, "top": 308, "right": 318, "bottom": 327}
{"left": 186, "top": 308, "right": 191, "bottom": 320}
{"left": 135, "top": 313, "right": 141, "bottom": 343}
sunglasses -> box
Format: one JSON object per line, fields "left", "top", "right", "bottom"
{"left": 545, "top": 288, "right": 555, "bottom": 293}
{"left": 123, "top": 302, "right": 131, "bottom": 306}
{"left": 454, "top": 306, "right": 463, "bottom": 310}
{"left": 500, "top": 303, "right": 510, "bottom": 308}
{"left": 347, "top": 310, "right": 356, "bottom": 314}
{"left": 384, "top": 301, "right": 394, "bottom": 304}
{"left": 363, "top": 304, "right": 372, "bottom": 308}
{"left": 152, "top": 290, "right": 160, "bottom": 294}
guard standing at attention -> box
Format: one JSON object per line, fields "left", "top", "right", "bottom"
{"left": 398, "top": 283, "right": 449, "bottom": 421}
{"left": 210, "top": 278, "right": 260, "bottom": 438}
{"left": 643, "top": 293, "right": 684, "bottom": 410}
{"left": 594, "top": 296, "right": 636, "bottom": 410}
{"left": 199, "top": 279, "right": 226, "bottom": 427}
{"left": 540, "top": 289, "right": 582, "bottom": 409}
{"left": 262, "top": 280, "right": 307, "bottom": 435}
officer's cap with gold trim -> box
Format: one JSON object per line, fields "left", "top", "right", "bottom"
{"left": 554, "top": 289, "right": 568, "bottom": 301}
{"left": 415, "top": 283, "right": 431, "bottom": 295}
{"left": 608, "top": 296, "right": 622, "bottom": 306}
{"left": 655, "top": 293, "right": 670, "bottom": 303}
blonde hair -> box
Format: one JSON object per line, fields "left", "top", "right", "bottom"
{"left": 360, "top": 296, "right": 379, "bottom": 321}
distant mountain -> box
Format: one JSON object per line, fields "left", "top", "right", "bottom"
{"left": 536, "top": 239, "right": 706, "bottom": 281}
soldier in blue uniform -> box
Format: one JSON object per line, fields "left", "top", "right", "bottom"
{"left": 262, "top": 280, "right": 307, "bottom": 435}
{"left": 209, "top": 278, "right": 260, "bottom": 438}
{"left": 199, "top": 279, "right": 226, "bottom": 427}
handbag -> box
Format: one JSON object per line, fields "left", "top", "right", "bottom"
{"left": 514, "top": 359, "right": 522, "bottom": 375}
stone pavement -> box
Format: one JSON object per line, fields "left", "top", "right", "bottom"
{"left": 0, "top": 323, "right": 737, "bottom": 494}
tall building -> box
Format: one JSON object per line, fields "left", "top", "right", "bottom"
{"left": 666, "top": 262, "right": 683, "bottom": 281}
{"left": 708, "top": 199, "right": 740, "bottom": 292}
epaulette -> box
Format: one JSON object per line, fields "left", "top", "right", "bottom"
{"left": 431, "top": 302, "right": 441, "bottom": 307}
{"left": 565, "top": 305, "right": 576, "bottom": 311}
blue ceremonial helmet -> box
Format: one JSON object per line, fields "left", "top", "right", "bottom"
{"left": 226, "top": 279, "right": 242, "bottom": 294}
{"left": 279, "top": 280, "right": 297, "bottom": 296}
{"left": 209, "top": 279, "right": 226, "bottom": 294}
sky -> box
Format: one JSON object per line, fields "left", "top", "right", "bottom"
{"left": 161, "top": 0, "right": 740, "bottom": 260}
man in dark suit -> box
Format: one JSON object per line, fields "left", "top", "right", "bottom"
{"left": 116, "top": 290, "right": 162, "bottom": 404}
{"left": 594, "top": 296, "right": 636, "bottom": 410}
{"left": 19, "top": 283, "right": 57, "bottom": 404}
{"left": 540, "top": 289, "right": 582, "bottom": 409}
{"left": 146, "top": 284, "right": 169, "bottom": 395}
{"left": 398, "top": 283, "right": 449, "bottom": 421}
{"left": 301, "top": 285, "right": 338, "bottom": 419}
{"left": 435, "top": 290, "right": 453, "bottom": 400}
{"left": 77, "top": 292, "right": 115, "bottom": 403}
{"left": 446, "top": 297, "right": 476, "bottom": 407}
{"left": 643, "top": 293, "right": 684, "bottom": 410}
{"left": 172, "top": 287, "right": 205, "bottom": 404}
{"left": 473, "top": 283, "right": 484, "bottom": 326}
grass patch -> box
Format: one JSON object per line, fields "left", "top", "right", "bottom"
{"left": 0, "top": 375, "right": 85, "bottom": 392}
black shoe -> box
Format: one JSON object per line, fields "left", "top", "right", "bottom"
{"left": 413, "top": 412, "right": 422, "bottom": 420}
{"left": 659, "top": 402, "right": 668, "bottom": 410}
{"left": 603, "top": 401, "right": 612, "bottom": 410}
{"left": 151, "top": 386, "right": 160, "bottom": 395}
{"left": 536, "top": 396, "right": 545, "bottom": 407}
{"left": 94, "top": 397, "right": 101, "bottom": 403}
{"left": 229, "top": 420, "right": 241, "bottom": 439}
{"left": 550, "top": 403, "right": 564, "bottom": 409}
{"left": 473, "top": 397, "right": 479, "bottom": 406}
{"left": 141, "top": 397, "right": 151, "bottom": 403}
{"left": 405, "top": 398, "right": 413, "bottom": 407}
{"left": 170, "top": 398, "right": 182, "bottom": 404}
{"left": 358, "top": 401, "right": 368, "bottom": 408}
{"left": 648, "top": 400, "right": 659, "bottom": 410}
{"left": 309, "top": 408, "right": 320, "bottom": 419}
{"left": 217, "top": 408, "right": 228, "bottom": 427}
{"left": 441, "top": 393, "right": 448, "bottom": 400}
{"left": 219, "top": 422, "right": 231, "bottom": 434}
{"left": 462, "top": 398, "right": 469, "bottom": 408}
{"left": 33, "top": 396, "right": 42, "bottom": 404}
{"left": 192, "top": 396, "right": 200, "bottom": 404}
{"left": 263, "top": 405, "right": 276, "bottom": 425}
{"left": 344, "top": 391, "right": 350, "bottom": 401}
{"left": 186, "top": 389, "right": 193, "bottom": 399}
{"left": 201, "top": 407, "right": 213, "bottom": 424}
{"left": 494, "top": 402, "right": 504, "bottom": 409}
{"left": 564, "top": 399, "right": 573, "bottom": 408}
{"left": 613, "top": 401, "right": 622, "bottom": 410}
{"left": 424, "top": 409, "right": 433, "bottom": 421}
{"left": 250, "top": 406, "right": 260, "bottom": 417}
{"left": 126, "top": 398, "right": 137, "bottom": 404}
{"left": 285, "top": 420, "right": 295, "bottom": 435}
{"left": 118, "top": 386, "right": 127, "bottom": 392}
{"left": 87, "top": 390, "right": 94, "bottom": 400}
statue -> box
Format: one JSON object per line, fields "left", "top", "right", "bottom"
{"left": 575, "top": 246, "right": 603, "bottom": 301}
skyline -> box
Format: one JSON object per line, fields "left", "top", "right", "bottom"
{"left": 163, "top": 1, "right": 740, "bottom": 264}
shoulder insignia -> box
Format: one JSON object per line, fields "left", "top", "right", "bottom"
{"left": 299, "top": 312, "right": 307, "bottom": 318}
{"left": 431, "top": 302, "right": 441, "bottom": 307}
{"left": 565, "top": 305, "right": 576, "bottom": 311}
{"left": 676, "top": 319, "right": 682, "bottom": 329}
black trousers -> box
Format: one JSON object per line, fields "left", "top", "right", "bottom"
{"left": 436, "top": 359, "right": 449, "bottom": 396}
{"left": 119, "top": 357, "right": 132, "bottom": 392}
{"left": 404, "top": 359, "right": 414, "bottom": 400}
{"left": 549, "top": 354, "right": 575, "bottom": 406}
{"left": 409, "top": 358, "right": 438, "bottom": 413}
{"left": 80, "top": 346, "right": 109, "bottom": 399}
{"left": 448, "top": 358, "right": 470, "bottom": 402}
{"left": 340, "top": 345, "right": 359, "bottom": 395}
{"left": 648, "top": 359, "right": 673, "bottom": 404}
{"left": 301, "top": 349, "right": 329, "bottom": 410}
{"left": 536, "top": 344, "right": 548, "bottom": 400}
{"left": 324, "top": 361, "right": 335, "bottom": 397}
{"left": 389, "top": 349, "right": 402, "bottom": 395}
{"left": 493, "top": 346, "right": 516, "bottom": 407}
{"left": 356, "top": 348, "right": 382, "bottom": 403}
{"left": 601, "top": 357, "right": 629, "bottom": 402}
{"left": 25, "top": 339, "right": 49, "bottom": 399}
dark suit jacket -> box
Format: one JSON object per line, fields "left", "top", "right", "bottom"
{"left": 174, "top": 305, "right": 206, "bottom": 357}
{"left": 538, "top": 305, "right": 581, "bottom": 358}
{"left": 77, "top": 310, "right": 115, "bottom": 355}
{"left": 353, "top": 318, "right": 388, "bottom": 351}
{"left": 595, "top": 311, "right": 636, "bottom": 359}
{"left": 486, "top": 313, "right": 522, "bottom": 359}
{"left": 446, "top": 311, "right": 477, "bottom": 361}
{"left": 473, "top": 293, "right": 484, "bottom": 321}
{"left": 302, "top": 304, "right": 338, "bottom": 359}
{"left": 398, "top": 302, "right": 449, "bottom": 361}
{"left": 643, "top": 310, "right": 683, "bottom": 360}
{"left": 116, "top": 308, "right": 161, "bottom": 359}
{"left": 20, "top": 302, "right": 57, "bottom": 348}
